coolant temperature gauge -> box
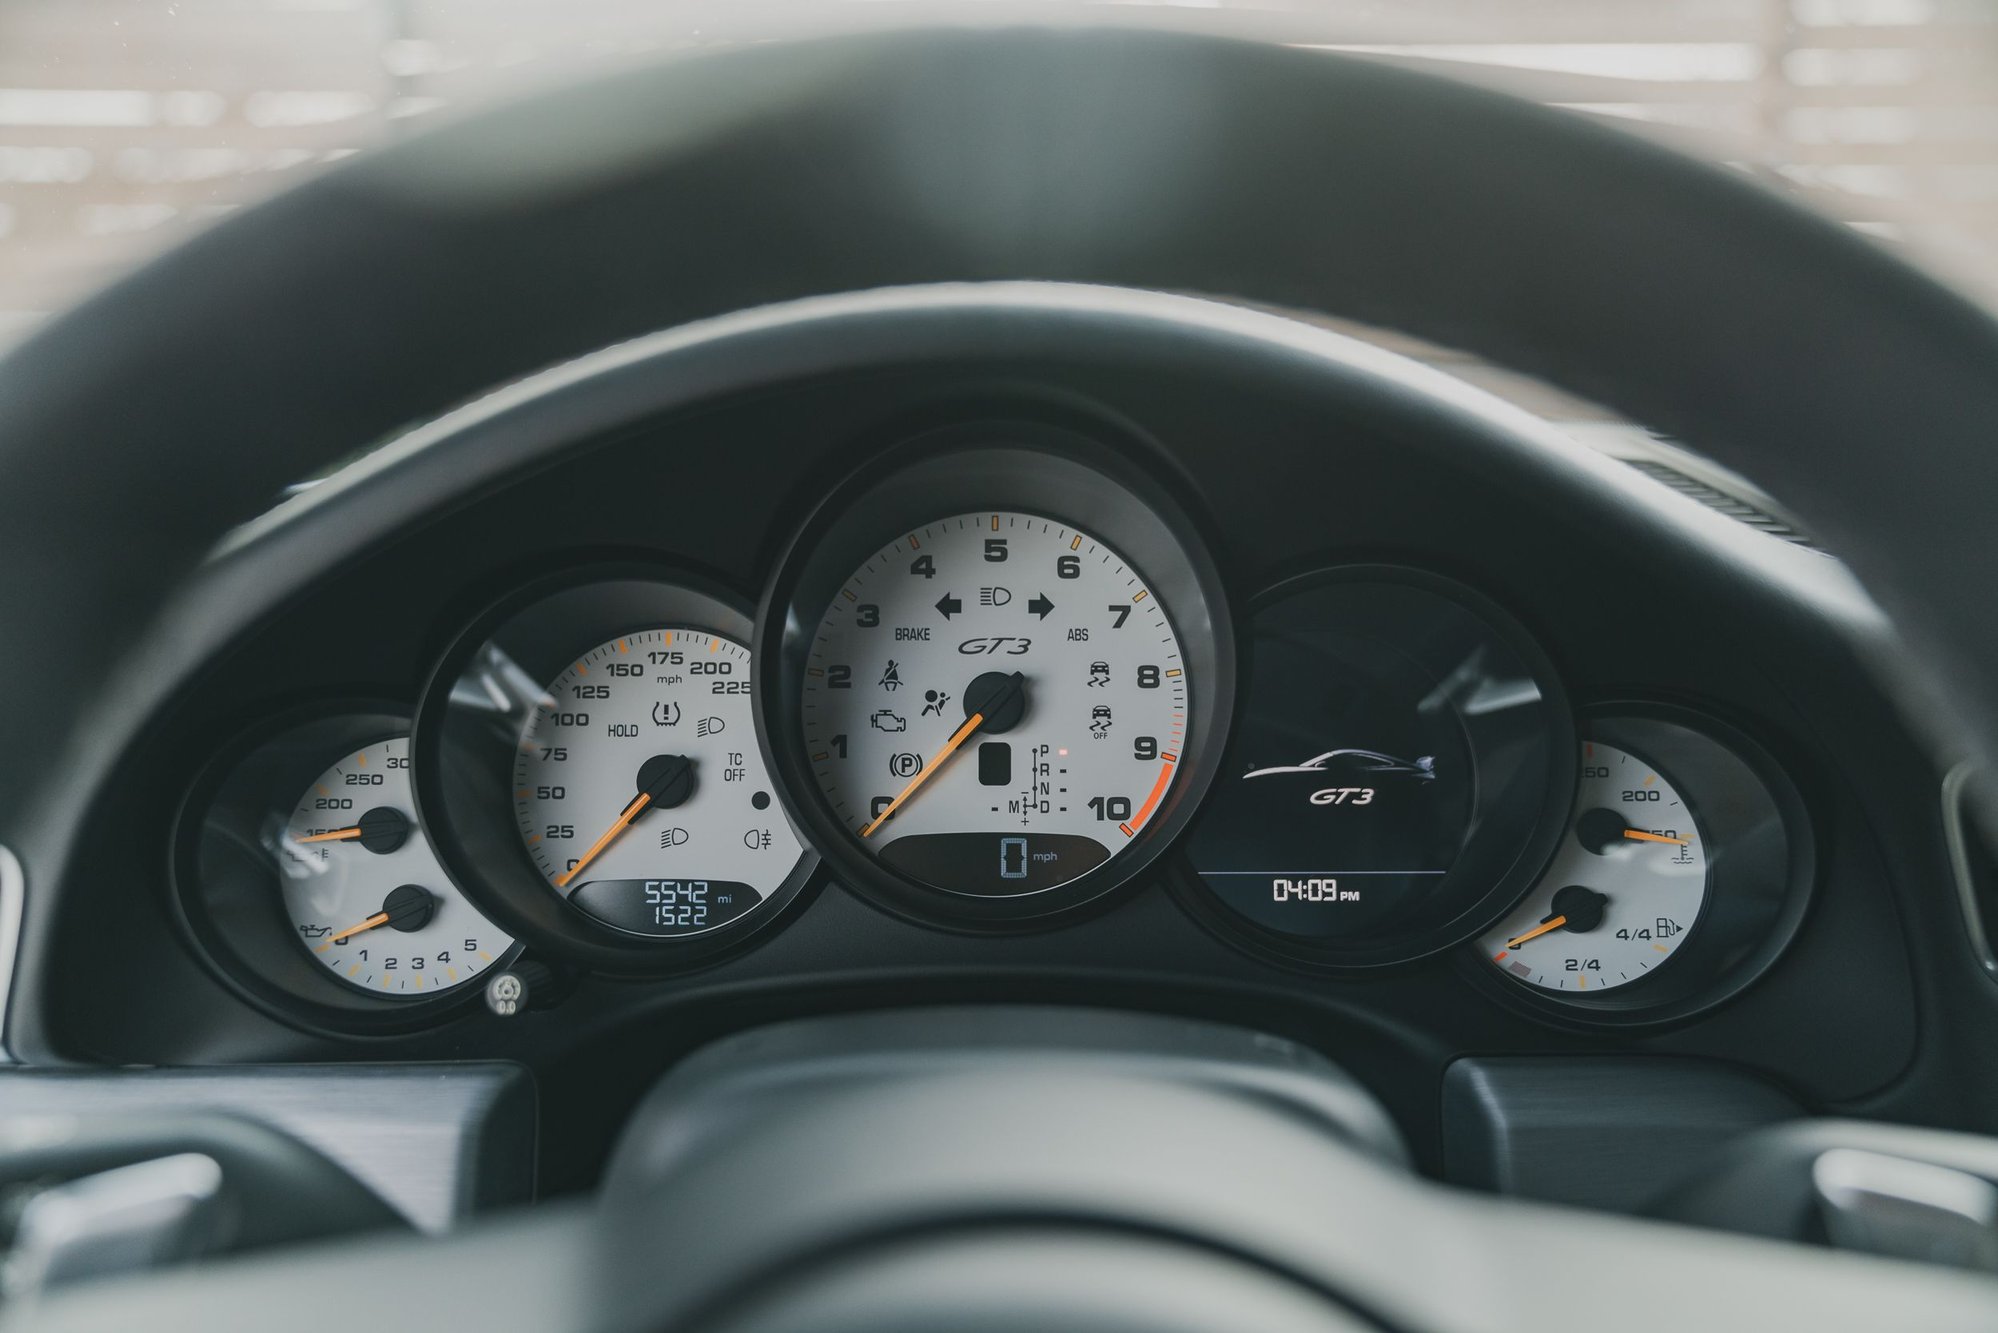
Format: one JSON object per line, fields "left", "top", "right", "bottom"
{"left": 1481, "top": 741, "right": 1709, "bottom": 992}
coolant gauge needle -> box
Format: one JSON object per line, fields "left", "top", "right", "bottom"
{"left": 1507, "top": 915, "right": 1569, "bottom": 949}
{"left": 555, "top": 754, "right": 694, "bottom": 889}
{"left": 1622, "top": 828, "right": 1691, "bottom": 846}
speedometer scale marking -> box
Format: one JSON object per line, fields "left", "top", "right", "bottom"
{"left": 804, "top": 513, "right": 1188, "bottom": 897}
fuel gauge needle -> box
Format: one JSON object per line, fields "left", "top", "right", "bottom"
{"left": 1507, "top": 915, "right": 1569, "bottom": 949}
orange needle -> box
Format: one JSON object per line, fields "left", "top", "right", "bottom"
{"left": 556, "top": 791, "right": 652, "bottom": 889}
{"left": 296, "top": 826, "right": 364, "bottom": 844}
{"left": 330, "top": 911, "right": 390, "bottom": 944}
{"left": 1623, "top": 829, "right": 1690, "bottom": 846}
{"left": 1507, "top": 915, "right": 1569, "bottom": 949}
{"left": 861, "top": 711, "right": 985, "bottom": 838}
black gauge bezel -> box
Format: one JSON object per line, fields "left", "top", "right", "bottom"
{"left": 413, "top": 561, "right": 821, "bottom": 974}
{"left": 1457, "top": 699, "right": 1817, "bottom": 1029}
{"left": 755, "top": 418, "right": 1237, "bottom": 931}
{"left": 168, "top": 698, "right": 524, "bottom": 1036}
{"left": 1170, "top": 563, "right": 1578, "bottom": 972}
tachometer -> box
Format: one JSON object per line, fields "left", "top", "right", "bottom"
{"left": 758, "top": 427, "right": 1235, "bottom": 927}
{"left": 803, "top": 512, "right": 1187, "bottom": 894}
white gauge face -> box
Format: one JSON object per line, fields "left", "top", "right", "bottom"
{"left": 1481, "top": 741, "right": 1709, "bottom": 992}
{"left": 804, "top": 512, "right": 1189, "bottom": 897}
{"left": 513, "top": 628, "right": 805, "bottom": 938}
{"left": 280, "top": 736, "right": 513, "bottom": 997}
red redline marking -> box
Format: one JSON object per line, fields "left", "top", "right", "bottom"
{"left": 1123, "top": 758, "right": 1178, "bottom": 837}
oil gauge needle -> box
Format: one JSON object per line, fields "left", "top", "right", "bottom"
{"left": 1506, "top": 915, "right": 1569, "bottom": 949}
{"left": 330, "top": 911, "right": 390, "bottom": 944}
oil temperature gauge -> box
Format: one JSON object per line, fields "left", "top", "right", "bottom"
{"left": 282, "top": 735, "right": 514, "bottom": 996}
{"left": 1481, "top": 742, "right": 1709, "bottom": 992}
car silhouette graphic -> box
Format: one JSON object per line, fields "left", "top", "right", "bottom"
{"left": 1241, "top": 749, "right": 1436, "bottom": 782}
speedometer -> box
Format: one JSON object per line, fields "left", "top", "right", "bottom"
{"left": 416, "top": 570, "right": 818, "bottom": 972}
{"left": 758, "top": 428, "right": 1235, "bottom": 927}
{"left": 803, "top": 513, "right": 1188, "bottom": 894}
{"left": 513, "top": 627, "right": 804, "bottom": 938}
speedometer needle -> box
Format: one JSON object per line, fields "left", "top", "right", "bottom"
{"left": 555, "top": 754, "right": 695, "bottom": 888}
{"left": 1507, "top": 915, "right": 1569, "bottom": 949}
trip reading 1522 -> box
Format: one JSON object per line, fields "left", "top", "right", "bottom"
{"left": 645, "top": 880, "right": 709, "bottom": 929}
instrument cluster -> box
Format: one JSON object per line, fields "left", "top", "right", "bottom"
{"left": 169, "top": 419, "right": 1817, "bottom": 1036}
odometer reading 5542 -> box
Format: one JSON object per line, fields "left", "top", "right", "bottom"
{"left": 803, "top": 512, "right": 1189, "bottom": 896}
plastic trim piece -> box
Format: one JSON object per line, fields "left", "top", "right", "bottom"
{"left": 0, "top": 845, "right": 21, "bottom": 1063}
{"left": 1942, "top": 762, "right": 1998, "bottom": 982}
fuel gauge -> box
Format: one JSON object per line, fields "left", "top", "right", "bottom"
{"left": 1481, "top": 742, "right": 1709, "bottom": 992}
{"left": 1472, "top": 706, "right": 1814, "bottom": 1026}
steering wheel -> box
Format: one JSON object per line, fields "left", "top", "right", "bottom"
{"left": 4, "top": 25, "right": 1998, "bottom": 1332}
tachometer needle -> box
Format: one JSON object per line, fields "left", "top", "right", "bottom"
{"left": 860, "top": 671, "right": 1028, "bottom": 838}
{"left": 1507, "top": 915, "right": 1569, "bottom": 949}
{"left": 862, "top": 711, "right": 984, "bottom": 837}
{"left": 1622, "top": 829, "right": 1690, "bottom": 846}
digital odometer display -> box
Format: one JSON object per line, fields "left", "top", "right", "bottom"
{"left": 800, "top": 512, "right": 1190, "bottom": 897}
{"left": 1184, "top": 569, "right": 1572, "bottom": 968}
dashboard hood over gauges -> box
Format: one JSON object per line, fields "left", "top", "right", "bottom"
{"left": 3, "top": 22, "right": 1998, "bottom": 891}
